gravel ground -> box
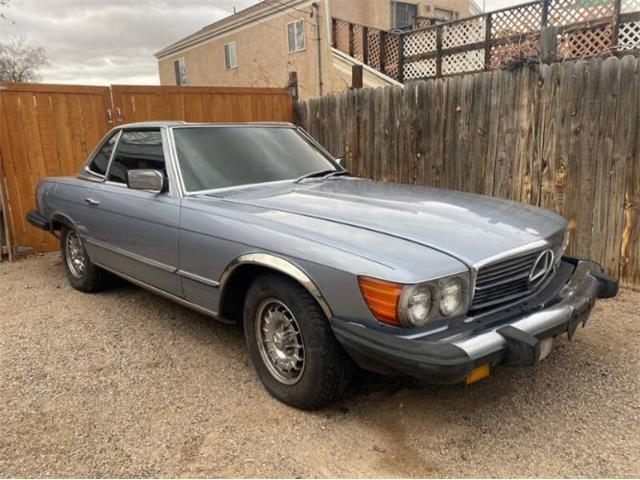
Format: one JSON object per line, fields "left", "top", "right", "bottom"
{"left": 1, "top": 253, "right": 639, "bottom": 478}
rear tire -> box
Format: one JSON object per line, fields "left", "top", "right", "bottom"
{"left": 243, "top": 273, "right": 352, "bottom": 410}
{"left": 60, "top": 226, "right": 108, "bottom": 292}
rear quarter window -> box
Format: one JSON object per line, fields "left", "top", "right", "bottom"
{"left": 86, "top": 133, "right": 118, "bottom": 177}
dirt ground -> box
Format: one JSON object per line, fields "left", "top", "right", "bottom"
{"left": 1, "top": 253, "right": 639, "bottom": 478}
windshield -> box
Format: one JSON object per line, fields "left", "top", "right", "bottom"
{"left": 173, "top": 126, "right": 337, "bottom": 192}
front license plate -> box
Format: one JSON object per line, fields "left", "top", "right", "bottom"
{"left": 538, "top": 337, "right": 554, "bottom": 361}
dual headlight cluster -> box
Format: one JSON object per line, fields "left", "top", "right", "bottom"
{"left": 397, "top": 274, "right": 471, "bottom": 327}
{"left": 358, "top": 273, "right": 471, "bottom": 328}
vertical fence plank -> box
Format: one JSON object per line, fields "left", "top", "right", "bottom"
{"left": 591, "top": 57, "right": 622, "bottom": 277}
{"left": 605, "top": 56, "right": 637, "bottom": 278}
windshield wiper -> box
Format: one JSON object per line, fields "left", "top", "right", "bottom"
{"left": 294, "top": 169, "right": 350, "bottom": 184}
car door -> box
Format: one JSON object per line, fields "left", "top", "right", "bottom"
{"left": 60, "top": 132, "right": 119, "bottom": 240}
{"left": 83, "top": 128, "right": 182, "bottom": 296}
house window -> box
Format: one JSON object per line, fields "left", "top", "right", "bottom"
{"left": 174, "top": 58, "right": 187, "bottom": 86}
{"left": 287, "top": 19, "right": 305, "bottom": 53}
{"left": 224, "top": 42, "right": 237, "bottom": 69}
{"left": 392, "top": 2, "right": 418, "bottom": 29}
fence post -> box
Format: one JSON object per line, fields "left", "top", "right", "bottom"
{"left": 539, "top": 26, "right": 558, "bottom": 63}
{"left": 541, "top": 0, "right": 550, "bottom": 27}
{"left": 435, "top": 25, "right": 443, "bottom": 78}
{"left": 398, "top": 34, "right": 405, "bottom": 83}
{"left": 612, "top": 0, "right": 622, "bottom": 53}
{"left": 380, "top": 31, "right": 387, "bottom": 74}
{"left": 288, "top": 71, "right": 299, "bottom": 102}
{"left": 362, "top": 26, "right": 369, "bottom": 64}
{"left": 348, "top": 22, "right": 355, "bottom": 57}
{"left": 331, "top": 18, "right": 337, "bottom": 47}
{"left": 484, "top": 13, "right": 492, "bottom": 71}
{"left": 352, "top": 64, "right": 364, "bottom": 89}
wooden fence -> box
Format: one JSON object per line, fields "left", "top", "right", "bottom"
{"left": 0, "top": 83, "right": 293, "bottom": 254}
{"left": 295, "top": 56, "right": 640, "bottom": 289}
{"left": 332, "top": 0, "right": 640, "bottom": 82}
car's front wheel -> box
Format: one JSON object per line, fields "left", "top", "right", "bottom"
{"left": 60, "top": 226, "right": 108, "bottom": 292}
{"left": 243, "top": 273, "right": 352, "bottom": 410}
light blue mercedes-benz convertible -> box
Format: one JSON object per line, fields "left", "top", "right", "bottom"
{"left": 27, "top": 121, "right": 618, "bottom": 409}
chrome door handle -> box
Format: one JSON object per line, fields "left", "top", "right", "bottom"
{"left": 84, "top": 198, "right": 100, "bottom": 206}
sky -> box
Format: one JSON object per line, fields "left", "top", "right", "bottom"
{"left": 0, "top": 0, "right": 521, "bottom": 86}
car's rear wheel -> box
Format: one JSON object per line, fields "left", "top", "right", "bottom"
{"left": 243, "top": 273, "right": 352, "bottom": 410}
{"left": 60, "top": 226, "right": 108, "bottom": 292}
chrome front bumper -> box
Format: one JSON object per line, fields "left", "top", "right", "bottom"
{"left": 332, "top": 258, "right": 618, "bottom": 383}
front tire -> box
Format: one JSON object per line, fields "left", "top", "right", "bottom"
{"left": 60, "top": 227, "right": 107, "bottom": 292}
{"left": 243, "top": 273, "right": 352, "bottom": 410}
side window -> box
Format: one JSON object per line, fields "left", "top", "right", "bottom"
{"left": 107, "top": 130, "right": 166, "bottom": 186}
{"left": 287, "top": 20, "right": 305, "bottom": 53}
{"left": 224, "top": 42, "right": 237, "bottom": 69}
{"left": 86, "top": 133, "right": 117, "bottom": 177}
{"left": 174, "top": 58, "right": 187, "bottom": 86}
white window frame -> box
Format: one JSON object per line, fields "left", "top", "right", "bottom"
{"left": 174, "top": 57, "right": 187, "bottom": 86}
{"left": 224, "top": 41, "right": 237, "bottom": 70}
{"left": 287, "top": 19, "right": 305, "bottom": 54}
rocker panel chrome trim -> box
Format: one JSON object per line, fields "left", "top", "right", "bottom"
{"left": 93, "top": 261, "right": 221, "bottom": 319}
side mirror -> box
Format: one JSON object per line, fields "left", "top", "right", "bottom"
{"left": 335, "top": 157, "right": 345, "bottom": 169}
{"left": 127, "top": 169, "right": 166, "bottom": 193}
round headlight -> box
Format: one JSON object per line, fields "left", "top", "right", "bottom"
{"left": 440, "top": 278, "right": 463, "bottom": 316}
{"left": 404, "top": 286, "right": 432, "bottom": 326}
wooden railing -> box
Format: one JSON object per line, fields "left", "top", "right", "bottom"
{"left": 332, "top": 0, "right": 640, "bottom": 82}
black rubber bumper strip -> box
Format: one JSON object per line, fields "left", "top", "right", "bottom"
{"left": 26, "top": 209, "right": 50, "bottom": 231}
{"left": 331, "top": 319, "right": 474, "bottom": 384}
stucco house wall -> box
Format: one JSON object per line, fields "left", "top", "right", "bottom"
{"left": 156, "top": 0, "right": 474, "bottom": 99}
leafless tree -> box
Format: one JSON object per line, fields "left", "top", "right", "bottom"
{"left": 0, "top": 37, "right": 48, "bottom": 82}
{"left": 0, "top": 0, "right": 13, "bottom": 23}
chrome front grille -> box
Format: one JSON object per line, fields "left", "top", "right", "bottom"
{"left": 471, "top": 248, "right": 548, "bottom": 310}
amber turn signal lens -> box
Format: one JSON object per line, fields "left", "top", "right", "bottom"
{"left": 465, "top": 364, "right": 490, "bottom": 384}
{"left": 358, "top": 276, "right": 403, "bottom": 325}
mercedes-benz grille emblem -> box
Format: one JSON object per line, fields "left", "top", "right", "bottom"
{"left": 528, "top": 249, "right": 555, "bottom": 288}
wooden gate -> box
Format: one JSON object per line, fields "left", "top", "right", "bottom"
{"left": 0, "top": 84, "right": 112, "bottom": 254}
{"left": 0, "top": 83, "right": 294, "bottom": 254}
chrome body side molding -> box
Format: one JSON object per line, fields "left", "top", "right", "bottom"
{"left": 176, "top": 269, "right": 221, "bottom": 288}
{"left": 219, "top": 252, "right": 333, "bottom": 318}
{"left": 85, "top": 237, "right": 176, "bottom": 273}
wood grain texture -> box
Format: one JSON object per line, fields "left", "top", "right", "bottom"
{"left": 296, "top": 56, "right": 640, "bottom": 289}
{"left": 0, "top": 83, "right": 294, "bottom": 254}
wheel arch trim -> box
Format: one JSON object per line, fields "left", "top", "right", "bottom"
{"left": 50, "top": 213, "right": 78, "bottom": 233}
{"left": 219, "top": 253, "right": 333, "bottom": 318}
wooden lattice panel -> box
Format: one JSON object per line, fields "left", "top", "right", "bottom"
{"left": 367, "top": 29, "right": 382, "bottom": 70}
{"left": 403, "top": 58, "right": 437, "bottom": 80}
{"left": 443, "top": 18, "right": 486, "bottom": 48}
{"left": 547, "top": 0, "right": 614, "bottom": 26}
{"left": 557, "top": 25, "right": 613, "bottom": 59}
{"left": 622, "top": 0, "right": 640, "bottom": 13}
{"left": 489, "top": 35, "right": 539, "bottom": 69}
{"left": 491, "top": 2, "right": 542, "bottom": 39}
{"left": 353, "top": 24, "right": 364, "bottom": 62}
{"left": 334, "top": 19, "right": 350, "bottom": 53}
{"left": 383, "top": 34, "right": 401, "bottom": 80}
{"left": 618, "top": 21, "right": 640, "bottom": 50}
{"left": 442, "top": 49, "right": 485, "bottom": 74}
{"left": 403, "top": 28, "right": 437, "bottom": 57}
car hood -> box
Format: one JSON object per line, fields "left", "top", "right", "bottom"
{"left": 217, "top": 178, "right": 567, "bottom": 266}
